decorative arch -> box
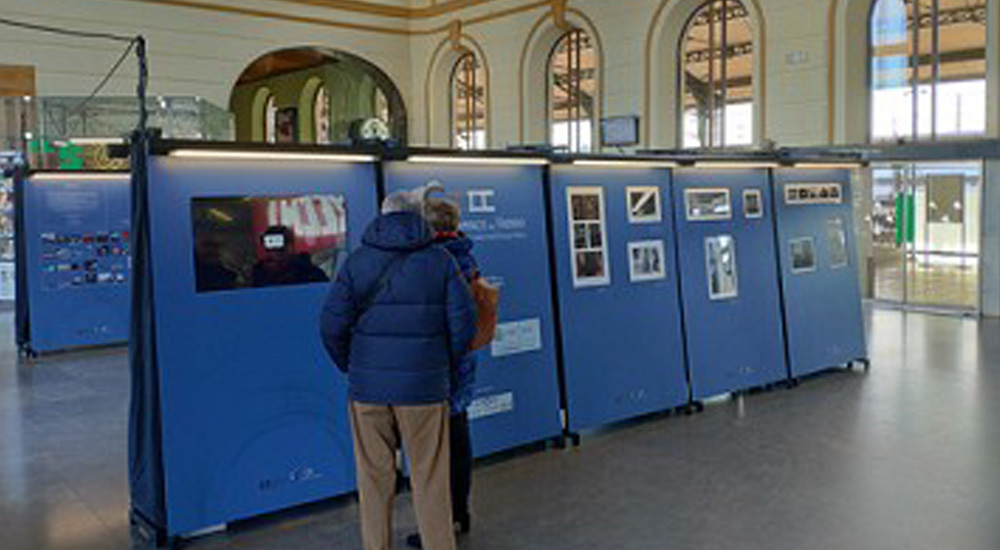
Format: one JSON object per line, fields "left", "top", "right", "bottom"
{"left": 518, "top": 7, "right": 605, "bottom": 148}
{"left": 298, "top": 76, "right": 328, "bottom": 144}
{"left": 229, "top": 46, "right": 408, "bottom": 144}
{"left": 644, "top": 0, "right": 766, "bottom": 148}
{"left": 250, "top": 87, "right": 274, "bottom": 143}
{"left": 423, "top": 32, "right": 492, "bottom": 147}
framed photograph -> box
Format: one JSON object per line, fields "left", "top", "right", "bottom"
{"left": 790, "top": 237, "right": 818, "bottom": 274}
{"left": 628, "top": 240, "right": 667, "bottom": 283}
{"left": 743, "top": 188, "right": 763, "bottom": 219}
{"left": 567, "top": 187, "right": 611, "bottom": 288}
{"left": 785, "top": 183, "right": 843, "bottom": 205}
{"left": 627, "top": 186, "right": 662, "bottom": 224}
{"left": 276, "top": 107, "right": 299, "bottom": 143}
{"left": 685, "top": 188, "right": 732, "bottom": 221}
{"left": 827, "top": 218, "right": 849, "bottom": 269}
{"left": 705, "top": 234, "right": 738, "bottom": 300}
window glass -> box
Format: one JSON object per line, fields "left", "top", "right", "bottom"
{"left": 549, "top": 30, "right": 597, "bottom": 153}
{"left": 452, "top": 53, "right": 488, "bottom": 150}
{"left": 680, "top": 0, "right": 754, "bottom": 148}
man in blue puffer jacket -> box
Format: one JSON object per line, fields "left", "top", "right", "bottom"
{"left": 320, "top": 189, "right": 476, "bottom": 550}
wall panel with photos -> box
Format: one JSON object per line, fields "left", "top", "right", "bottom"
{"left": 672, "top": 169, "right": 788, "bottom": 400}
{"left": 550, "top": 165, "right": 688, "bottom": 432}
{"left": 772, "top": 169, "right": 867, "bottom": 378}
{"left": 18, "top": 172, "right": 132, "bottom": 354}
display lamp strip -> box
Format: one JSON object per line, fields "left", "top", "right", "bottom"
{"left": 572, "top": 159, "right": 678, "bottom": 169}
{"left": 406, "top": 155, "right": 549, "bottom": 166}
{"left": 169, "top": 150, "right": 378, "bottom": 163}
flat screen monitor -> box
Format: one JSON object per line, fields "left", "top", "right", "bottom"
{"left": 191, "top": 194, "right": 347, "bottom": 293}
{"left": 601, "top": 116, "right": 640, "bottom": 147}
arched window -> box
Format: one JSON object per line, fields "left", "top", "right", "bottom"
{"left": 548, "top": 29, "right": 597, "bottom": 153}
{"left": 264, "top": 94, "right": 278, "bottom": 144}
{"left": 679, "top": 0, "right": 754, "bottom": 148}
{"left": 451, "top": 52, "right": 487, "bottom": 150}
{"left": 870, "top": 0, "right": 986, "bottom": 141}
{"left": 313, "top": 85, "right": 331, "bottom": 144}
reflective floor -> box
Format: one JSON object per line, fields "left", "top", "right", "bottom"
{"left": 870, "top": 246, "right": 979, "bottom": 310}
{"left": 1, "top": 308, "right": 999, "bottom": 550}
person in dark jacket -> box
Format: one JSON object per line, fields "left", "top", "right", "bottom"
{"left": 320, "top": 189, "right": 476, "bottom": 550}
{"left": 252, "top": 226, "right": 329, "bottom": 288}
{"left": 406, "top": 196, "right": 479, "bottom": 549}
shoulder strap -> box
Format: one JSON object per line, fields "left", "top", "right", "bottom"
{"left": 356, "top": 252, "right": 410, "bottom": 317}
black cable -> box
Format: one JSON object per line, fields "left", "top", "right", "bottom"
{"left": 67, "top": 38, "right": 139, "bottom": 121}
{"left": 0, "top": 15, "right": 134, "bottom": 43}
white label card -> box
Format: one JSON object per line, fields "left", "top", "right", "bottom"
{"left": 491, "top": 318, "right": 543, "bottom": 357}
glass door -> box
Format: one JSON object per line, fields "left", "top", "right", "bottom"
{"left": 905, "top": 162, "right": 981, "bottom": 311}
{"left": 869, "top": 164, "right": 908, "bottom": 304}
{"left": 867, "top": 161, "right": 981, "bottom": 313}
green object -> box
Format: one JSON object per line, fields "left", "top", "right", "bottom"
{"left": 895, "top": 193, "right": 915, "bottom": 244}
{"left": 58, "top": 144, "right": 84, "bottom": 170}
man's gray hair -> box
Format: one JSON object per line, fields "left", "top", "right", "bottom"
{"left": 381, "top": 181, "right": 447, "bottom": 215}
{"left": 381, "top": 190, "right": 422, "bottom": 215}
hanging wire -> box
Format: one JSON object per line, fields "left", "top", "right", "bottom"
{"left": 0, "top": 16, "right": 134, "bottom": 43}
{"left": 0, "top": 16, "right": 148, "bottom": 133}
{"left": 67, "top": 38, "right": 140, "bottom": 121}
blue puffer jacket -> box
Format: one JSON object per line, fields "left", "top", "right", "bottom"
{"left": 320, "top": 212, "right": 477, "bottom": 405}
{"left": 437, "top": 233, "right": 479, "bottom": 414}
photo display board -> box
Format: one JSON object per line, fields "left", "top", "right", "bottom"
{"left": 383, "top": 161, "right": 562, "bottom": 457}
{"left": 672, "top": 169, "right": 788, "bottom": 399}
{"left": 773, "top": 169, "right": 867, "bottom": 377}
{"left": 550, "top": 165, "right": 688, "bottom": 432}
{"left": 20, "top": 172, "right": 131, "bottom": 353}
{"left": 140, "top": 154, "right": 378, "bottom": 537}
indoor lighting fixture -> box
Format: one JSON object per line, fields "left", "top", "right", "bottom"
{"left": 572, "top": 159, "right": 678, "bottom": 169}
{"left": 406, "top": 155, "right": 549, "bottom": 166}
{"left": 68, "top": 137, "right": 127, "bottom": 146}
{"left": 169, "top": 150, "right": 377, "bottom": 163}
{"left": 692, "top": 161, "right": 781, "bottom": 169}
{"left": 31, "top": 173, "right": 131, "bottom": 182}
{"left": 792, "top": 162, "right": 864, "bottom": 170}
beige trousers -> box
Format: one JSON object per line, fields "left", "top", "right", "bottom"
{"left": 349, "top": 401, "right": 456, "bottom": 550}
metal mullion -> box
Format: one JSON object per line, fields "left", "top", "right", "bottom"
{"left": 720, "top": 0, "right": 729, "bottom": 147}
{"left": 930, "top": 0, "right": 940, "bottom": 139}
{"left": 910, "top": 0, "right": 921, "bottom": 140}
{"left": 708, "top": 1, "right": 717, "bottom": 147}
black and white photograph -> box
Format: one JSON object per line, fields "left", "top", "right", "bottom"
{"left": 827, "top": 218, "right": 849, "bottom": 268}
{"left": 743, "top": 188, "right": 763, "bottom": 218}
{"left": 627, "top": 186, "right": 662, "bottom": 224}
{"left": 567, "top": 187, "right": 611, "bottom": 287}
{"left": 790, "top": 237, "right": 818, "bottom": 273}
{"left": 686, "top": 188, "right": 732, "bottom": 221}
{"left": 628, "top": 240, "right": 667, "bottom": 283}
{"left": 705, "top": 234, "right": 739, "bottom": 300}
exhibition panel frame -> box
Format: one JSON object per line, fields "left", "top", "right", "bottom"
{"left": 671, "top": 169, "right": 788, "bottom": 399}
{"left": 549, "top": 164, "right": 689, "bottom": 432}
{"left": 383, "top": 159, "right": 564, "bottom": 457}
{"left": 772, "top": 168, "right": 868, "bottom": 377}
{"left": 16, "top": 171, "right": 132, "bottom": 354}
{"left": 131, "top": 144, "right": 379, "bottom": 538}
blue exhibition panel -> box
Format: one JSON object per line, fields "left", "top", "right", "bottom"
{"left": 383, "top": 161, "right": 563, "bottom": 457}
{"left": 20, "top": 172, "right": 131, "bottom": 353}
{"left": 549, "top": 165, "right": 688, "bottom": 431}
{"left": 146, "top": 155, "right": 378, "bottom": 536}
{"left": 672, "top": 169, "right": 787, "bottom": 399}
{"left": 772, "top": 169, "right": 867, "bottom": 377}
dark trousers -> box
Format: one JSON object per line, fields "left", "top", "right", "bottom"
{"left": 450, "top": 411, "right": 473, "bottom": 522}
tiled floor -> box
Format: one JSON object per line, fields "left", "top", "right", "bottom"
{"left": 1, "top": 308, "right": 999, "bottom": 550}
